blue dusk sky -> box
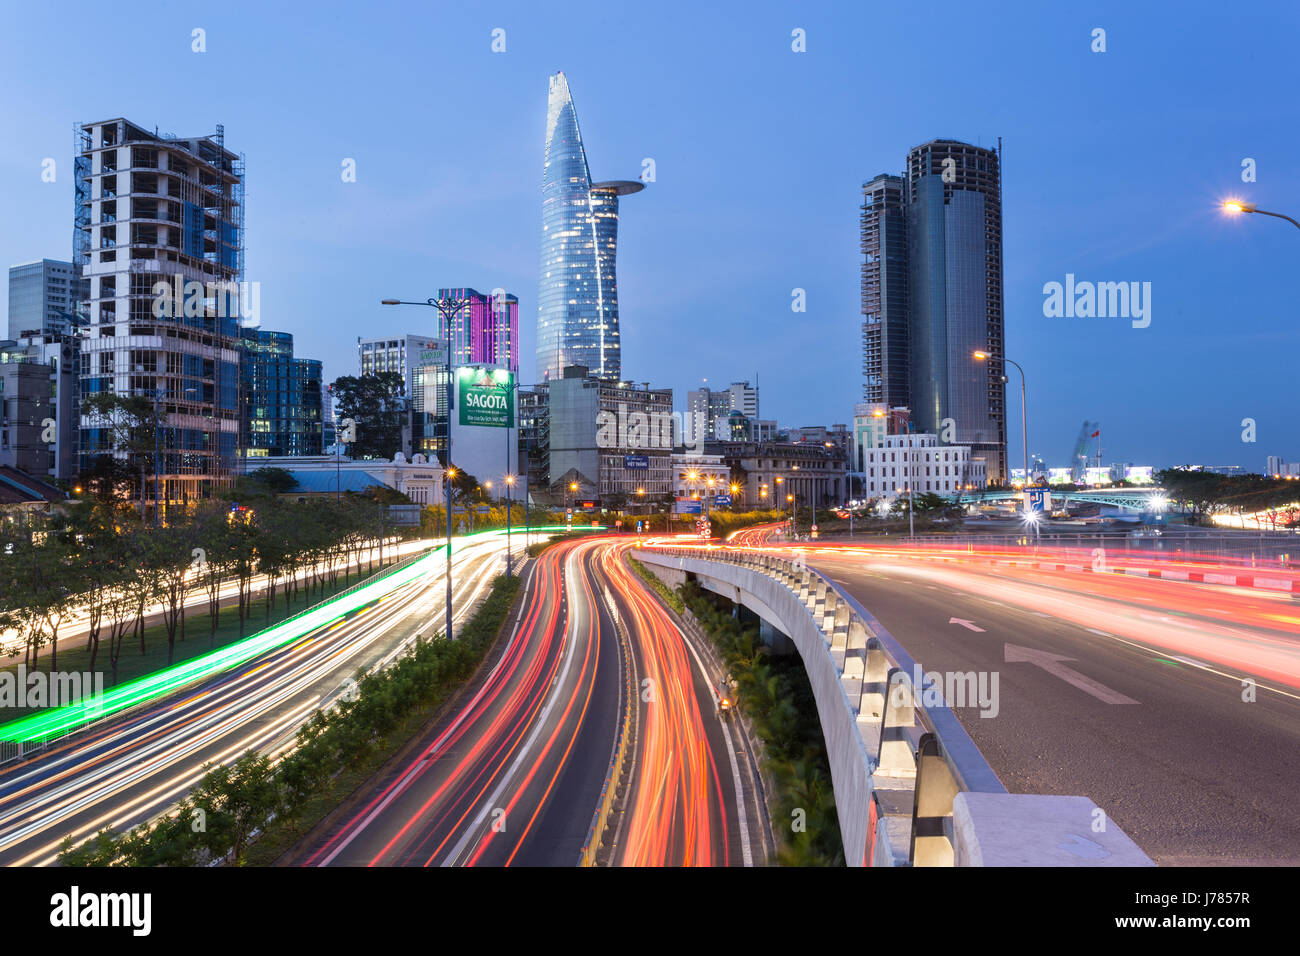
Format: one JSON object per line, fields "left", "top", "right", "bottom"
{"left": 1, "top": 0, "right": 1297, "bottom": 469}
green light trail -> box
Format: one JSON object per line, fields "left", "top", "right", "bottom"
{"left": 0, "top": 525, "right": 589, "bottom": 743}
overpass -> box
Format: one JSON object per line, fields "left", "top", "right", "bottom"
{"left": 633, "top": 545, "right": 1153, "bottom": 867}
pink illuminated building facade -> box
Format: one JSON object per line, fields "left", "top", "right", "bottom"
{"left": 437, "top": 287, "right": 519, "bottom": 373}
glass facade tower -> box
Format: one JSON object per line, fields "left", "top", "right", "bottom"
{"left": 860, "top": 139, "right": 1007, "bottom": 482}
{"left": 536, "top": 72, "right": 643, "bottom": 385}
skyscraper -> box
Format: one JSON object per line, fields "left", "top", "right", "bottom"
{"left": 75, "top": 118, "right": 245, "bottom": 510}
{"left": 436, "top": 287, "right": 519, "bottom": 372}
{"left": 860, "top": 139, "right": 1007, "bottom": 481}
{"left": 536, "top": 72, "right": 643, "bottom": 385}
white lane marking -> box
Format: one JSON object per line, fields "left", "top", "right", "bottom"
{"left": 1003, "top": 643, "right": 1140, "bottom": 705}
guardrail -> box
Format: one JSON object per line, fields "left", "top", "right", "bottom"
{"left": 0, "top": 546, "right": 436, "bottom": 769}
{"left": 634, "top": 545, "right": 1153, "bottom": 867}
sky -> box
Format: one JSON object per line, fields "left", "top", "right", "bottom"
{"left": 1, "top": 0, "right": 1297, "bottom": 471}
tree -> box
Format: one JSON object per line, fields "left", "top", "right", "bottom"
{"left": 79, "top": 392, "right": 164, "bottom": 522}
{"left": 246, "top": 467, "right": 298, "bottom": 495}
{"left": 330, "top": 373, "right": 406, "bottom": 460}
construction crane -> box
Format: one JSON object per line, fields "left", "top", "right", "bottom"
{"left": 1070, "top": 421, "right": 1099, "bottom": 483}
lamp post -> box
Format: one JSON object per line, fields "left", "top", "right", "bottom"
{"left": 1222, "top": 200, "right": 1300, "bottom": 231}
{"left": 975, "top": 350, "right": 1028, "bottom": 495}
{"left": 382, "top": 295, "right": 468, "bottom": 641}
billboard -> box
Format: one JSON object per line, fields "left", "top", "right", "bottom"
{"left": 624, "top": 454, "right": 649, "bottom": 470}
{"left": 675, "top": 497, "right": 702, "bottom": 514}
{"left": 456, "top": 367, "right": 514, "bottom": 428}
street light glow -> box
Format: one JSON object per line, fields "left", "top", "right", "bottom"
{"left": 1222, "top": 200, "right": 1255, "bottom": 214}
{"left": 973, "top": 350, "right": 989, "bottom": 360}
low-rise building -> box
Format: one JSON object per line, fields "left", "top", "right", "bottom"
{"left": 243, "top": 453, "right": 445, "bottom": 505}
{"left": 707, "top": 439, "right": 848, "bottom": 508}
{"left": 860, "top": 433, "right": 986, "bottom": 497}
{"left": 671, "top": 453, "right": 730, "bottom": 500}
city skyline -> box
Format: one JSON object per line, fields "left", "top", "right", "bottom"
{"left": 1, "top": 3, "right": 1298, "bottom": 469}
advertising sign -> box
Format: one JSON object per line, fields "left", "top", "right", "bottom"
{"left": 456, "top": 367, "right": 515, "bottom": 428}
{"left": 675, "top": 497, "right": 702, "bottom": 515}
{"left": 624, "top": 454, "right": 649, "bottom": 470}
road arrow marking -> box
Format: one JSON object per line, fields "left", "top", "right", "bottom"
{"left": 949, "top": 618, "right": 985, "bottom": 632}
{"left": 1004, "top": 643, "right": 1139, "bottom": 705}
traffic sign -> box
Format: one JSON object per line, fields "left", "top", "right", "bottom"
{"left": 714, "top": 495, "right": 732, "bottom": 506}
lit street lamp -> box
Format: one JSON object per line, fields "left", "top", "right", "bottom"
{"left": 975, "top": 350, "right": 1030, "bottom": 496}
{"left": 1222, "top": 200, "right": 1300, "bottom": 231}
{"left": 382, "top": 295, "right": 468, "bottom": 641}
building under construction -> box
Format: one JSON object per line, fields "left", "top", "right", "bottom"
{"left": 75, "top": 118, "right": 245, "bottom": 515}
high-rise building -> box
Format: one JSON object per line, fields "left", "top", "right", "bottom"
{"left": 686, "top": 381, "right": 760, "bottom": 444}
{"left": 8, "top": 259, "right": 88, "bottom": 338}
{"left": 238, "top": 329, "right": 323, "bottom": 459}
{"left": 536, "top": 72, "right": 643, "bottom": 385}
{"left": 860, "top": 140, "right": 1007, "bottom": 481}
{"left": 435, "top": 288, "right": 519, "bottom": 373}
{"left": 75, "top": 118, "right": 245, "bottom": 510}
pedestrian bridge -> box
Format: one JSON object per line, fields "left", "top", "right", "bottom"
{"left": 633, "top": 545, "right": 1153, "bottom": 868}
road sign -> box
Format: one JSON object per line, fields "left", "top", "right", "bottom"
{"left": 615, "top": 520, "right": 622, "bottom": 529}
{"left": 386, "top": 504, "right": 422, "bottom": 527}
{"left": 636, "top": 520, "right": 643, "bottom": 532}
{"left": 675, "top": 497, "right": 702, "bottom": 514}
{"left": 475, "top": 505, "right": 490, "bottom": 514}
{"left": 714, "top": 494, "right": 732, "bottom": 506}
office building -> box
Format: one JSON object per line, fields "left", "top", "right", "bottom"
{"left": 545, "top": 365, "right": 673, "bottom": 503}
{"left": 536, "top": 72, "right": 643, "bottom": 384}
{"left": 436, "top": 288, "right": 519, "bottom": 373}
{"left": 0, "top": 332, "right": 79, "bottom": 479}
{"left": 685, "top": 381, "right": 759, "bottom": 444}
{"left": 861, "top": 140, "right": 1007, "bottom": 481}
{"left": 8, "top": 259, "right": 88, "bottom": 339}
{"left": 238, "top": 329, "right": 323, "bottom": 459}
{"left": 75, "top": 118, "right": 245, "bottom": 511}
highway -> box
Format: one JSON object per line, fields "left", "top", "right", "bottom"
{"left": 294, "top": 536, "right": 763, "bottom": 867}
{"left": 0, "top": 531, "right": 515, "bottom": 866}
{"left": 782, "top": 541, "right": 1300, "bottom": 865}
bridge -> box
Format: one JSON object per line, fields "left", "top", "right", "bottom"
{"left": 960, "top": 487, "right": 1167, "bottom": 512}
{"left": 633, "top": 545, "right": 1153, "bottom": 867}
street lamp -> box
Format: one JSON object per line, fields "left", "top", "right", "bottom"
{"left": 1222, "top": 200, "right": 1300, "bottom": 231}
{"left": 504, "top": 473, "right": 516, "bottom": 575}
{"left": 975, "top": 350, "right": 1029, "bottom": 495}
{"left": 382, "top": 295, "right": 468, "bottom": 641}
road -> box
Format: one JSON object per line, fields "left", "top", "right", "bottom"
{"left": 803, "top": 543, "right": 1300, "bottom": 865}
{"left": 294, "top": 536, "right": 763, "bottom": 867}
{"left": 0, "top": 531, "right": 515, "bottom": 866}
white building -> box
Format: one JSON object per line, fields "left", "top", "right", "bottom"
{"left": 860, "top": 433, "right": 986, "bottom": 497}
{"left": 685, "top": 381, "right": 759, "bottom": 443}
{"left": 1267, "top": 456, "right": 1300, "bottom": 478}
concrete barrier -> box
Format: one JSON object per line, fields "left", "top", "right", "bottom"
{"left": 633, "top": 546, "right": 1154, "bottom": 868}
